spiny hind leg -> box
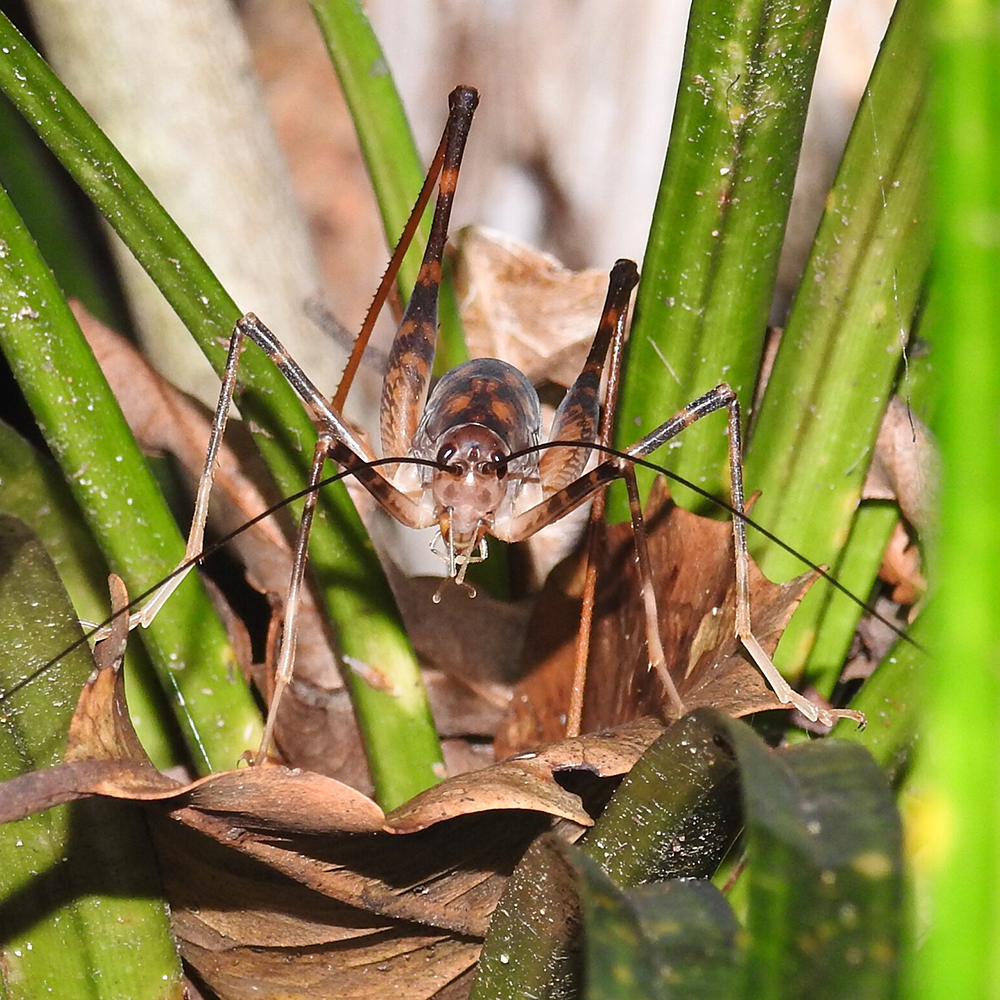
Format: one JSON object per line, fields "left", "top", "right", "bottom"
{"left": 506, "top": 381, "right": 867, "bottom": 729}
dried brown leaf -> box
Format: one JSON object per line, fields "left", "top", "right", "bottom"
{"left": 863, "top": 395, "right": 939, "bottom": 537}
{"left": 453, "top": 227, "right": 608, "bottom": 387}
{"left": 879, "top": 520, "right": 926, "bottom": 605}
{"left": 160, "top": 812, "right": 480, "bottom": 998}
{"left": 0, "top": 759, "right": 175, "bottom": 823}
{"left": 497, "top": 482, "right": 814, "bottom": 754}
{"left": 386, "top": 717, "right": 662, "bottom": 834}
{"left": 178, "top": 922, "right": 477, "bottom": 1000}
{"left": 587, "top": 486, "right": 815, "bottom": 730}
{"left": 390, "top": 569, "right": 529, "bottom": 689}
{"left": 65, "top": 574, "right": 152, "bottom": 766}
{"left": 0, "top": 633, "right": 384, "bottom": 831}
{"left": 171, "top": 805, "right": 555, "bottom": 939}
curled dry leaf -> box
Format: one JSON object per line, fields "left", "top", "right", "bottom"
{"left": 453, "top": 226, "right": 609, "bottom": 388}
{"left": 841, "top": 595, "right": 907, "bottom": 683}
{"left": 159, "top": 797, "right": 483, "bottom": 998}
{"left": 497, "top": 480, "right": 815, "bottom": 755}
{"left": 863, "top": 394, "right": 939, "bottom": 538}
{"left": 386, "top": 717, "right": 663, "bottom": 835}
{"left": 0, "top": 603, "right": 662, "bottom": 999}
{"left": 389, "top": 568, "right": 529, "bottom": 689}
{"left": 878, "top": 520, "right": 927, "bottom": 606}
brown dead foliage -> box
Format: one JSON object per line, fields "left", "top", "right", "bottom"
{"left": 453, "top": 227, "right": 608, "bottom": 388}
{"left": 879, "top": 520, "right": 927, "bottom": 607}
{"left": 497, "top": 481, "right": 815, "bottom": 755}
{"left": 863, "top": 395, "right": 939, "bottom": 539}
{"left": 0, "top": 583, "right": 660, "bottom": 999}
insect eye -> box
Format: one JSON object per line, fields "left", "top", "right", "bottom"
{"left": 437, "top": 445, "right": 458, "bottom": 470}
{"left": 492, "top": 453, "right": 507, "bottom": 479}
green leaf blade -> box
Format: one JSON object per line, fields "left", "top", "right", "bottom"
{"left": 472, "top": 712, "right": 742, "bottom": 999}
{"left": 913, "top": 0, "right": 1000, "bottom": 994}
{"left": 0, "top": 181, "right": 259, "bottom": 774}
{"left": 744, "top": 0, "right": 930, "bottom": 679}
{"left": 0, "top": 419, "right": 180, "bottom": 770}
{"left": 615, "top": 0, "right": 832, "bottom": 515}
{"left": 730, "top": 728, "right": 903, "bottom": 998}
{"left": 0, "top": 516, "right": 182, "bottom": 999}
{"left": 577, "top": 859, "right": 742, "bottom": 1000}
{"left": 582, "top": 712, "right": 741, "bottom": 886}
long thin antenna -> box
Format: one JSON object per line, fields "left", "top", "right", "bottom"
{"left": 0, "top": 456, "right": 447, "bottom": 703}
{"left": 505, "top": 438, "right": 922, "bottom": 652}
{"left": 8, "top": 440, "right": 920, "bottom": 702}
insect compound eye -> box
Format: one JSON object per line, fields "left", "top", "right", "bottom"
{"left": 492, "top": 452, "right": 507, "bottom": 479}
{"left": 436, "top": 445, "right": 458, "bottom": 471}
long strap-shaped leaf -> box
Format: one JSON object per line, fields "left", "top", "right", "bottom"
{"left": 0, "top": 179, "right": 260, "bottom": 773}
{"left": 745, "top": 0, "right": 930, "bottom": 682}
{"left": 0, "top": 516, "right": 183, "bottom": 998}
{"left": 914, "top": 0, "right": 1000, "bottom": 994}
{"left": 0, "top": 420, "right": 178, "bottom": 769}
{"left": 614, "top": 0, "right": 833, "bottom": 514}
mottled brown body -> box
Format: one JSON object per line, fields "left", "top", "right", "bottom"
{"left": 415, "top": 359, "right": 541, "bottom": 452}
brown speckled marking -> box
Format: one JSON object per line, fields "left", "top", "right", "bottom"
{"left": 488, "top": 398, "right": 517, "bottom": 425}
{"left": 437, "top": 392, "right": 473, "bottom": 418}
{"left": 415, "top": 261, "right": 443, "bottom": 287}
{"left": 439, "top": 165, "right": 458, "bottom": 195}
{"left": 417, "top": 361, "right": 541, "bottom": 454}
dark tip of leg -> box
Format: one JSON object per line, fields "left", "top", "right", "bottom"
{"left": 611, "top": 259, "right": 639, "bottom": 291}
{"left": 449, "top": 85, "right": 480, "bottom": 115}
